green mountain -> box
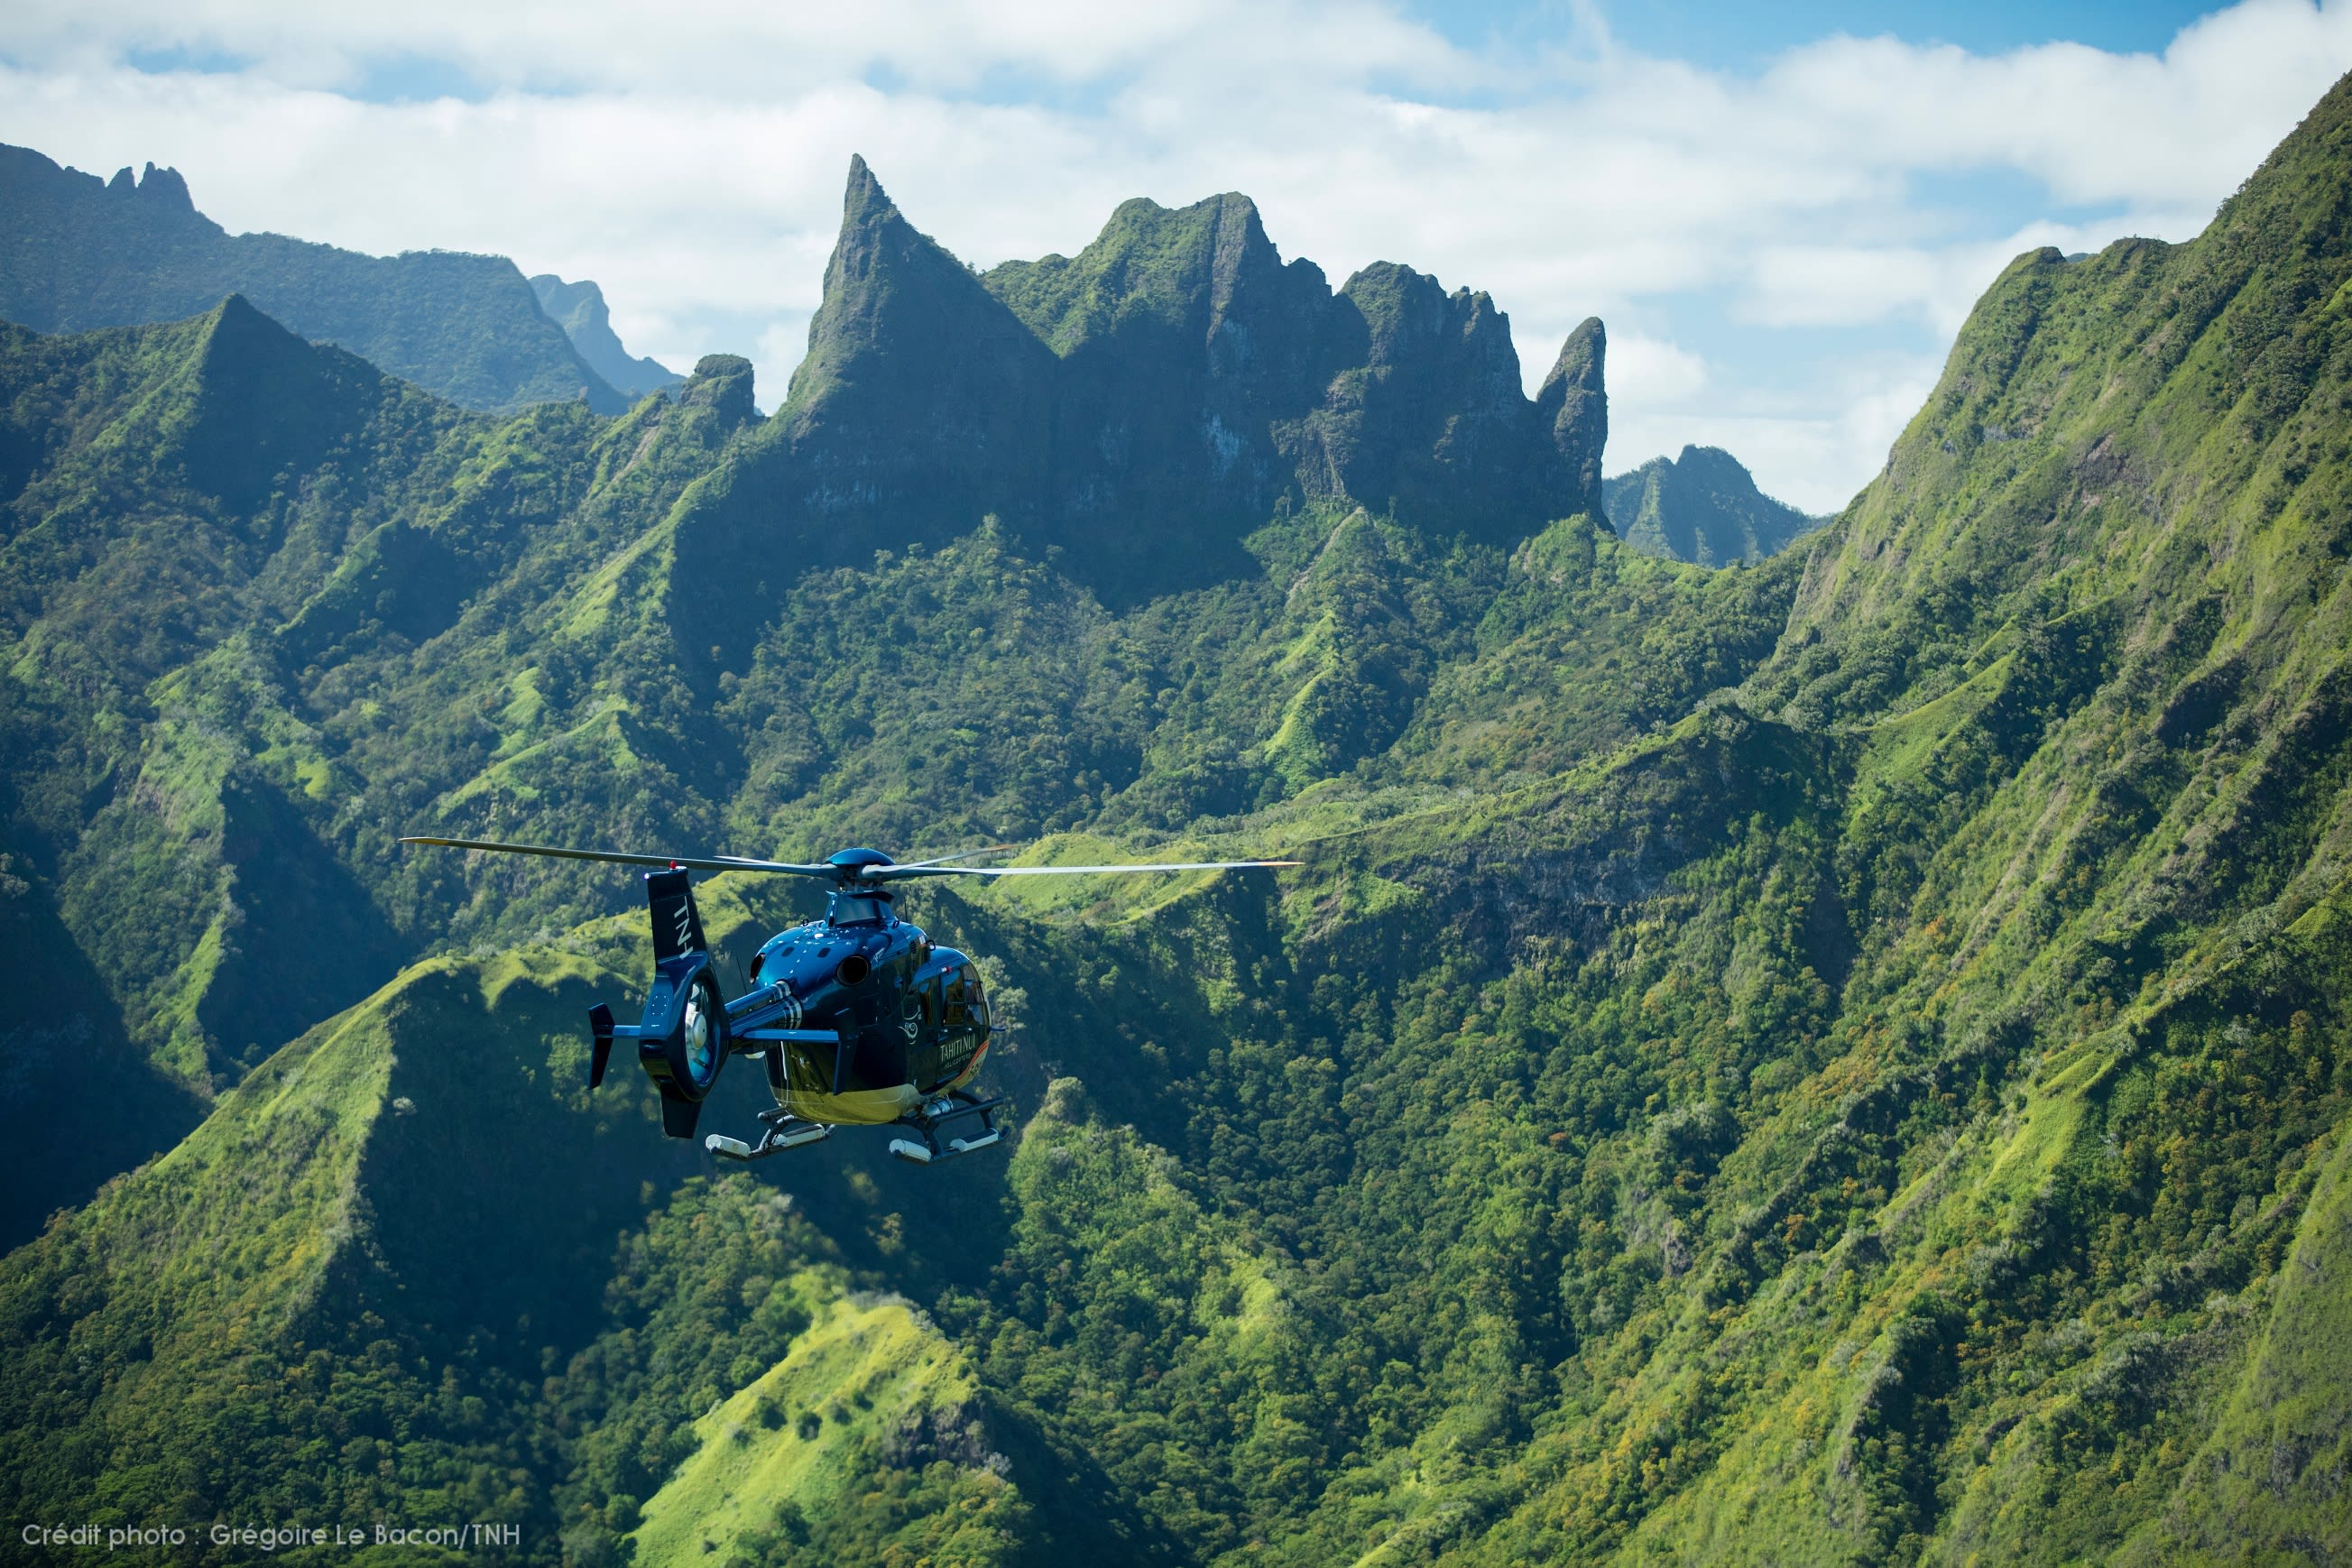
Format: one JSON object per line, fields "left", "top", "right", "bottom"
{"left": 530, "top": 274, "right": 685, "bottom": 399}
{"left": 0, "top": 144, "right": 629, "bottom": 413}
{"left": 5, "top": 73, "right": 2352, "bottom": 1567}
{"left": 716, "top": 157, "right": 1611, "bottom": 608}
{"left": 1603, "top": 444, "right": 1823, "bottom": 564}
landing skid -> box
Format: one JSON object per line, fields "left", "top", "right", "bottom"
{"left": 888, "top": 1090, "right": 1010, "bottom": 1165}
{"left": 706, "top": 1106, "right": 834, "bottom": 1162}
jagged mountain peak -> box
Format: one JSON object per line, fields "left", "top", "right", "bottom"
{"left": 982, "top": 184, "right": 1291, "bottom": 357}
{"left": 724, "top": 159, "right": 1612, "bottom": 605}
{"left": 1538, "top": 314, "right": 1605, "bottom": 398}
{"left": 1341, "top": 261, "right": 1512, "bottom": 350}
{"left": 777, "top": 156, "right": 1051, "bottom": 452}
{"left": 1602, "top": 440, "right": 1814, "bottom": 567}
{"left": 839, "top": 150, "right": 898, "bottom": 233}
{"left": 92, "top": 159, "right": 198, "bottom": 214}
{"left": 827, "top": 152, "right": 988, "bottom": 281}
{"left": 1536, "top": 315, "right": 1608, "bottom": 512}
{"left": 136, "top": 161, "right": 192, "bottom": 211}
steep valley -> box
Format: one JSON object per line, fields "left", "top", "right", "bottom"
{"left": 3, "top": 73, "right": 2352, "bottom": 1568}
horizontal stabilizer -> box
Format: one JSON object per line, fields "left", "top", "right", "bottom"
{"left": 737, "top": 1026, "right": 848, "bottom": 1046}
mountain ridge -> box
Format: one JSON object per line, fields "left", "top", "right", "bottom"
{"left": 709, "top": 157, "right": 1615, "bottom": 612}
{"left": 0, "top": 143, "right": 629, "bottom": 413}
{"left": 530, "top": 273, "right": 684, "bottom": 399}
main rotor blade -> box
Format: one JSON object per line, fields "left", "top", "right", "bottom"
{"left": 401, "top": 837, "right": 1299, "bottom": 883}
{"left": 872, "top": 858, "right": 1302, "bottom": 881}
{"left": 892, "top": 844, "right": 1018, "bottom": 870}
{"left": 398, "top": 836, "right": 839, "bottom": 878}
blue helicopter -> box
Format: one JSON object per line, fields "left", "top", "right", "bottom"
{"left": 399, "top": 838, "right": 1296, "bottom": 1163}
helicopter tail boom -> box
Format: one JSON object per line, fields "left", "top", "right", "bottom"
{"left": 578, "top": 868, "right": 737, "bottom": 1139}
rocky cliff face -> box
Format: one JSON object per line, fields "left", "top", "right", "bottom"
{"left": 731, "top": 159, "right": 1610, "bottom": 602}
{"left": 774, "top": 155, "right": 1061, "bottom": 541}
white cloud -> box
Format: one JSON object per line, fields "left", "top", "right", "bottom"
{"left": 1736, "top": 209, "right": 2218, "bottom": 337}
{"left": 3, "top": 0, "right": 2347, "bottom": 507}
{"left": 1607, "top": 333, "right": 1710, "bottom": 405}
{"left": 1610, "top": 356, "right": 1944, "bottom": 516}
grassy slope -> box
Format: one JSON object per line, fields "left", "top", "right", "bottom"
{"left": 0, "top": 945, "right": 662, "bottom": 1539}
{"left": 628, "top": 1286, "right": 1016, "bottom": 1567}
{"left": 1431, "top": 72, "right": 2352, "bottom": 1564}
{"left": 2116, "top": 1092, "right": 2352, "bottom": 1563}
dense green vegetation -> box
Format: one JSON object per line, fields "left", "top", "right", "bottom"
{"left": 0, "top": 144, "right": 628, "bottom": 412}
{"left": 4, "top": 71, "right": 2352, "bottom": 1568}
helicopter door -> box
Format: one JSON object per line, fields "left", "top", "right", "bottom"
{"left": 846, "top": 990, "right": 908, "bottom": 1090}
{"left": 907, "top": 974, "right": 943, "bottom": 1092}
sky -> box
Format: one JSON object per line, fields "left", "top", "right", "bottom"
{"left": 4, "top": 1, "right": 2349, "bottom": 513}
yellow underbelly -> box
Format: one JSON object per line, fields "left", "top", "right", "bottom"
{"left": 770, "top": 1082, "right": 922, "bottom": 1125}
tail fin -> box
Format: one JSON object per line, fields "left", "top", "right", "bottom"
{"left": 646, "top": 867, "right": 709, "bottom": 964}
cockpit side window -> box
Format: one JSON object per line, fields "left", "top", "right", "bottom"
{"left": 943, "top": 966, "right": 983, "bottom": 1028}
{"left": 916, "top": 963, "right": 992, "bottom": 1093}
